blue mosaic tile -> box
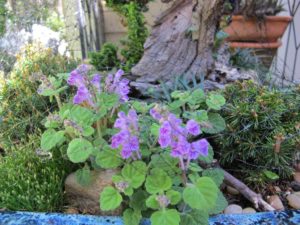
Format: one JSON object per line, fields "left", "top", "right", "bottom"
{"left": 0, "top": 210, "right": 299, "bottom": 225}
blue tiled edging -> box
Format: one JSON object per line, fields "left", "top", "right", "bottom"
{"left": 0, "top": 210, "right": 300, "bottom": 225}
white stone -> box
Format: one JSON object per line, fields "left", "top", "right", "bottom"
{"left": 224, "top": 204, "right": 243, "bottom": 214}
{"left": 287, "top": 194, "right": 300, "bottom": 209}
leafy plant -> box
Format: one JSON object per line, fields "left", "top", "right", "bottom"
{"left": 0, "top": 43, "right": 77, "bottom": 150}
{"left": 89, "top": 43, "right": 120, "bottom": 71}
{"left": 0, "top": 134, "right": 72, "bottom": 211}
{"left": 217, "top": 81, "right": 300, "bottom": 185}
{"left": 0, "top": 0, "right": 7, "bottom": 36}
{"left": 38, "top": 65, "right": 227, "bottom": 225}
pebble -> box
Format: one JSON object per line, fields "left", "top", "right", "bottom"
{"left": 242, "top": 207, "right": 256, "bottom": 214}
{"left": 267, "top": 195, "right": 284, "bottom": 210}
{"left": 294, "top": 172, "right": 300, "bottom": 183}
{"left": 224, "top": 204, "right": 243, "bottom": 214}
{"left": 290, "top": 181, "right": 300, "bottom": 192}
{"left": 287, "top": 194, "right": 300, "bottom": 209}
{"left": 226, "top": 186, "right": 240, "bottom": 195}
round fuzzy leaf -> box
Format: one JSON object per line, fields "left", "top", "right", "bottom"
{"left": 95, "top": 146, "right": 123, "bottom": 169}
{"left": 75, "top": 166, "right": 91, "bottom": 186}
{"left": 129, "top": 190, "right": 148, "bottom": 211}
{"left": 41, "top": 129, "right": 65, "bottom": 151}
{"left": 183, "top": 186, "right": 206, "bottom": 210}
{"left": 188, "top": 89, "right": 205, "bottom": 105}
{"left": 69, "top": 105, "right": 95, "bottom": 126}
{"left": 166, "top": 190, "right": 181, "bottom": 205}
{"left": 123, "top": 209, "right": 142, "bottom": 225}
{"left": 100, "top": 187, "right": 122, "bottom": 211}
{"left": 208, "top": 191, "right": 228, "bottom": 215}
{"left": 122, "top": 161, "right": 147, "bottom": 188}
{"left": 200, "top": 113, "right": 226, "bottom": 134}
{"left": 67, "top": 138, "right": 93, "bottom": 163}
{"left": 82, "top": 126, "right": 95, "bottom": 137}
{"left": 195, "top": 177, "right": 218, "bottom": 210}
{"left": 206, "top": 94, "right": 225, "bottom": 110}
{"left": 146, "top": 195, "right": 160, "bottom": 209}
{"left": 202, "top": 168, "right": 224, "bottom": 187}
{"left": 150, "top": 209, "right": 180, "bottom": 225}
{"left": 180, "top": 209, "right": 209, "bottom": 225}
{"left": 145, "top": 168, "right": 172, "bottom": 194}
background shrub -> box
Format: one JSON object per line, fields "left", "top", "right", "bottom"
{"left": 0, "top": 43, "right": 77, "bottom": 150}
{"left": 0, "top": 134, "right": 72, "bottom": 211}
{"left": 88, "top": 43, "right": 119, "bottom": 71}
{"left": 217, "top": 81, "right": 300, "bottom": 185}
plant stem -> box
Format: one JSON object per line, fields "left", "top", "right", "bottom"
{"left": 54, "top": 95, "right": 63, "bottom": 110}
{"left": 96, "top": 120, "right": 102, "bottom": 138}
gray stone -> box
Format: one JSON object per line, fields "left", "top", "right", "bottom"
{"left": 227, "top": 185, "right": 240, "bottom": 195}
{"left": 267, "top": 195, "right": 284, "bottom": 210}
{"left": 224, "top": 204, "right": 243, "bottom": 214}
{"left": 287, "top": 194, "right": 300, "bottom": 209}
{"left": 242, "top": 207, "right": 256, "bottom": 214}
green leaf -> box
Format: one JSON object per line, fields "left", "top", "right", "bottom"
{"left": 202, "top": 168, "right": 224, "bottom": 187}
{"left": 100, "top": 187, "right": 122, "bottom": 211}
{"left": 122, "top": 161, "right": 147, "bottom": 188}
{"left": 146, "top": 195, "right": 160, "bottom": 209}
{"left": 41, "top": 129, "right": 65, "bottom": 151}
{"left": 145, "top": 168, "right": 172, "bottom": 194}
{"left": 183, "top": 177, "right": 218, "bottom": 211}
{"left": 39, "top": 86, "right": 68, "bottom": 96}
{"left": 150, "top": 123, "right": 160, "bottom": 138}
{"left": 150, "top": 152, "right": 180, "bottom": 176}
{"left": 67, "top": 138, "right": 93, "bottom": 163}
{"left": 123, "top": 209, "right": 141, "bottom": 225}
{"left": 171, "top": 91, "right": 188, "bottom": 99}
{"left": 187, "top": 89, "right": 205, "bottom": 105}
{"left": 263, "top": 170, "right": 279, "bottom": 180}
{"left": 82, "top": 126, "right": 95, "bottom": 137}
{"left": 75, "top": 166, "right": 91, "bottom": 186}
{"left": 129, "top": 190, "right": 148, "bottom": 211}
{"left": 151, "top": 209, "right": 181, "bottom": 225}
{"left": 180, "top": 209, "right": 209, "bottom": 225}
{"left": 208, "top": 191, "right": 228, "bottom": 215}
{"left": 169, "top": 100, "right": 186, "bottom": 110}
{"left": 69, "top": 105, "right": 95, "bottom": 126}
{"left": 201, "top": 113, "right": 226, "bottom": 134}
{"left": 95, "top": 146, "right": 123, "bottom": 169}
{"left": 166, "top": 190, "right": 181, "bottom": 205}
{"left": 132, "top": 101, "right": 150, "bottom": 114}
{"left": 98, "top": 93, "right": 119, "bottom": 110}
{"left": 206, "top": 94, "right": 226, "bottom": 110}
{"left": 188, "top": 163, "right": 203, "bottom": 172}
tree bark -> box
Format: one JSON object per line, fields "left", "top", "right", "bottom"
{"left": 130, "top": 0, "right": 225, "bottom": 92}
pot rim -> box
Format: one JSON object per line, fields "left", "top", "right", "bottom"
{"left": 231, "top": 15, "right": 293, "bottom": 22}
{"left": 229, "top": 40, "right": 282, "bottom": 49}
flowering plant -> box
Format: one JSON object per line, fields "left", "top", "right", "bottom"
{"left": 38, "top": 65, "right": 227, "bottom": 225}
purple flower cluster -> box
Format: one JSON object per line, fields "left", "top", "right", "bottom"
{"left": 67, "top": 65, "right": 130, "bottom": 106}
{"left": 111, "top": 109, "right": 141, "bottom": 160}
{"left": 150, "top": 107, "right": 209, "bottom": 171}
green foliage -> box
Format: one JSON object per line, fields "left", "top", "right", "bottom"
{"left": 89, "top": 43, "right": 119, "bottom": 71}
{"left": 0, "top": 134, "right": 72, "bottom": 211}
{"left": 45, "top": 12, "right": 65, "bottom": 32}
{"left": 151, "top": 209, "right": 181, "bottom": 225}
{"left": 100, "top": 186, "right": 123, "bottom": 211}
{"left": 217, "top": 81, "right": 300, "bottom": 184}
{"left": 0, "top": 0, "right": 7, "bottom": 36}
{"left": 0, "top": 43, "right": 77, "bottom": 150}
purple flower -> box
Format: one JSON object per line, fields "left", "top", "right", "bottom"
{"left": 68, "top": 70, "right": 85, "bottom": 87}
{"left": 191, "top": 139, "right": 209, "bottom": 158}
{"left": 150, "top": 108, "right": 162, "bottom": 121}
{"left": 105, "top": 70, "right": 130, "bottom": 102}
{"left": 91, "top": 74, "right": 101, "bottom": 92}
{"left": 186, "top": 120, "right": 201, "bottom": 136}
{"left": 73, "top": 86, "right": 94, "bottom": 106}
{"left": 111, "top": 110, "right": 140, "bottom": 160}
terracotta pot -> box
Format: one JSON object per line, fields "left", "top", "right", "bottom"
{"left": 224, "top": 15, "right": 292, "bottom": 43}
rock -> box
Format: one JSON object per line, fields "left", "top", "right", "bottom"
{"left": 294, "top": 172, "right": 300, "bottom": 183}
{"left": 287, "top": 194, "right": 300, "bottom": 209}
{"left": 267, "top": 195, "right": 284, "bottom": 210}
{"left": 242, "top": 207, "right": 256, "bottom": 214}
{"left": 274, "top": 186, "right": 281, "bottom": 193}
{"left": 65, "top": 169, "right": 122, "bottom": 215}
{"left": 224, "top": 204, "right": 243, "bottom": 214}
{"left": 294, "top": 192, "right": 300, "bottom": 198}
{"left": 227, "top": 186, "right": 239, "bottom": 195}
{"left": 290, "top": 181, "right": 300, "bottom": 192}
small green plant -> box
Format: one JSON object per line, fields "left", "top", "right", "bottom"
{"left": 0, "top": 0, "right": 6, "bottom": 36}
{"left": 38, "top": 65, "right": 227, "bottom": 225}
{"left": 0, "top": 134, "right": 72, "bottom": 211}
{"left": 89, "top": 43, "right": 119, "bottom": 71}
{"left": 217, "top": 81, "right": 300, "bottom": 185}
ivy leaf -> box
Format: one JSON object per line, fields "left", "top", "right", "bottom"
{"left": 146, "top": 195, "right": 160, "bottom": 209}
{"left": 202, "top": 168, "right": 224, "bottom": 187}
{"left": 208, "top": 191, "right": 228, "bottom": 215}
{"left": 150, "top": 209, "right": 181, "bottom": 225}
{"left": 123, "top": 209, "right": 142, "bottom": 225}
{"left": 95, "top": 146, "right": 123, "bottom": 169}
{"left": 129, "top": 190, "right": 148, "bottom": 211}
{"left": 183, "top": 177, "right": 218, "bottom": 211}
{"left": 145, "top": 168, "right": 172, "bottom": 194}
{"left": 75, "top": 166, "right": 91, "bottom": 186}
{"left": 100, "top": 187, "right": 122, "bottom": 211}
{"left": 166, "top": 190, "right": 181, "bottom": 205}
{"left": 201, "top": 113, "right": 226, "bottom": 134}
{"left": 180, "top": 209, "right": 209, "bottom": 225}
{"left": 41, "top": 129, "right": 65, "bottom": 151}
{"left": 206, "top": 94, "right": 226, "bottom": 110}
{"left": 122, "top": 161, "right": 147, "bottom": 188}
{"left": 67, "top": 138, "right": 93, "bottom": 163}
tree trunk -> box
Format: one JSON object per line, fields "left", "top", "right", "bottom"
{"left": 130, "top": 0, "right": 225, "bottom": 92}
